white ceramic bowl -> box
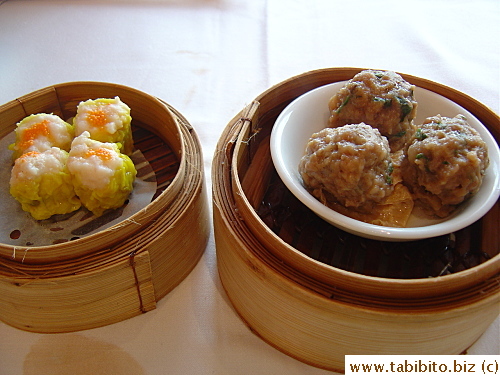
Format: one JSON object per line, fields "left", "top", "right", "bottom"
{"left": 270, "top": 82, "right": 500, "bottom": 241}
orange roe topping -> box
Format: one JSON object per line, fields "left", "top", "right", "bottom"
{"left": 20, "top": 151, "right": 40, "bottom": 159}
{"left": 19, "top": 120, "right": 50, "bottom": 150}
{"left": 85, "top": 148, "right": 114, "bottom": 161}
{"left": 18, "top": 151, "right": 41, "bottom": 163}
{"left": 86, "top": 108, "right": 108, "bottom": 128}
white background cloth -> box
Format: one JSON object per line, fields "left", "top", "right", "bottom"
{"left": 0, "top": 0, "right": 498, "bottom": 374}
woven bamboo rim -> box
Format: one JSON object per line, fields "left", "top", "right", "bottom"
{"left": 0, "top": 82, "right": 209, "bottom": 332}
{"left": 0, "top": 82, "right": 187, "bottom": 264}
{"left": 212, "top": 68, "right": 499, "bottom": 370}
{"left": 221, "top": 67, "right": 499, "bottom": 299}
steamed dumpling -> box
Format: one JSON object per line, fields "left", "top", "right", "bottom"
{"left": 73, "top": 97, "right": 133, "bottom": 155}
{"left": 9, "top": 113, "right": 75, "bottom": 160}
{"left": 9, "top": 148, "right": 81, "bottom": 220}
{"left": 67, "top": 131, "right": 136, "bottom": 216}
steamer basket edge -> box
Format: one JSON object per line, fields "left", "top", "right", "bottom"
{"left": 0, "top": 81, "right": 185, "bottom": 264}
{"left": 227, "top": 67, "right": 500, "bottom": 299}
{"left": 214, "top": 205, "right": 499, "bottom": 371}
{"left": 212, "top": 67, "right": 500, "bottom": 370}
{"left": 0, "top": 82, "right": 210, "bottom": 332}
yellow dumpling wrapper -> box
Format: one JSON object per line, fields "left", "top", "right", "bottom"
{"left": 9, "top": 113, "right": 75, "bottom": 161}
{"left": 73, "top": 97, "right": 133, "bottom": 155}
{"left": 67, "top": 132, "right": 137, "bottom": 216}
{"left": 9, "top": 148, "right": 81, "bottom": 220}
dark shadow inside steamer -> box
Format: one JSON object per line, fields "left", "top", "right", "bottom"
{"left": 252, "top": 97, "right": 498, "bottom": 280}
{"left": 131, "top": 122, "right": 180, "bottom": 200}
{"left": 257, "top": 169, "right": 493, "bottom": 279}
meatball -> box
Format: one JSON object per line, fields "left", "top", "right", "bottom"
{"left": 402, "top": 114, "right": 489, "bottom": 218}
{"left": 328, "top": 69, "right": 417, "bottom": 152}
{"left": 299, "top": 123, "right": 394, "bottom": 211}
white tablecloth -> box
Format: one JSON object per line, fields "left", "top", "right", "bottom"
{"left": 0, "top": 0, "right": 498, "bottom": 374}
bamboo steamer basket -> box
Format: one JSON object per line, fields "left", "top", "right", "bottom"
{"left": 0, "top": 82, "right": 209, "bottom": 333}
{"left": 212, "top": 68, "right": 500, "bottom": 372}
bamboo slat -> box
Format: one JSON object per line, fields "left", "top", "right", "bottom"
{"left": 0, "top": 82, "right": 209, "bottom": 333}
{"left": 212, "top": 68, "right": 500, "bottom": 372}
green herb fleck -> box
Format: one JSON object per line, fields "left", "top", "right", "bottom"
{"left": 335, "top": 95, "right": 351, "bottom": 114}
{"left": 415, "top": 128, "right": 427, "bottom": 141}
{"left": 373, "top": 96, "right": 392, "bottom": 108}
{"left": 415, "top": 153, "right": 431, "bottom": 172}
{"left": 391, "top": 130, "right": 407, "bottom": 138}
{"left": 385, "top": 162, "right": 394, "bottom": 185}
{"left": 387, "top": 163, "right": 394, "bottom": 175}
{"left": 396, "top": 96, "right": 412, "bottom": 121}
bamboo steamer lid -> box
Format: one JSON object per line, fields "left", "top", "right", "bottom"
{"left": 0, "top": 82, "right": 209, "bottom": 333}
{"left": 212, "top": 68, "right": 499, "bottom": 372}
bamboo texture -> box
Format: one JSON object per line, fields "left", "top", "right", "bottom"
{"left": 212, "top": 68, "right": 500, "bottom": 371}
{"left": 0, "top": 82, "right": 209, "bottom": 333}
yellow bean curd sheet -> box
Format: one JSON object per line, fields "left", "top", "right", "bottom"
{"left": 0, "top": 132, "right": 156, "bottom": 247}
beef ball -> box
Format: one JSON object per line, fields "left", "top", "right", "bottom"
{"left": 299, "top": 123, "right": 394, "bottom": 211}
{"left": 402, "top": 114, "right": 489, "bottom": 217}
{"left": 329, "top": 69, "right": 417, "bottom": 152}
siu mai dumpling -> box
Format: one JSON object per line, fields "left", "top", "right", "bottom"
{"left": 9, "top": 148, "right": 81, "bottom": 220}
{"left": 74, "top": 96, "right": 133, "bottom": 155}
{"left": 67, "top": 131, "right": 136, "bottom": 216}
{"left": 9, "top": 113, "right": 74, "bottom": 160}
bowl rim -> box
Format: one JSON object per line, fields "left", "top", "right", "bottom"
{"left": 270, "top": 80, "right": 500, "bottom": 241}
{"left": 225, "top": 67, "right": 500, "bottom": 299}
